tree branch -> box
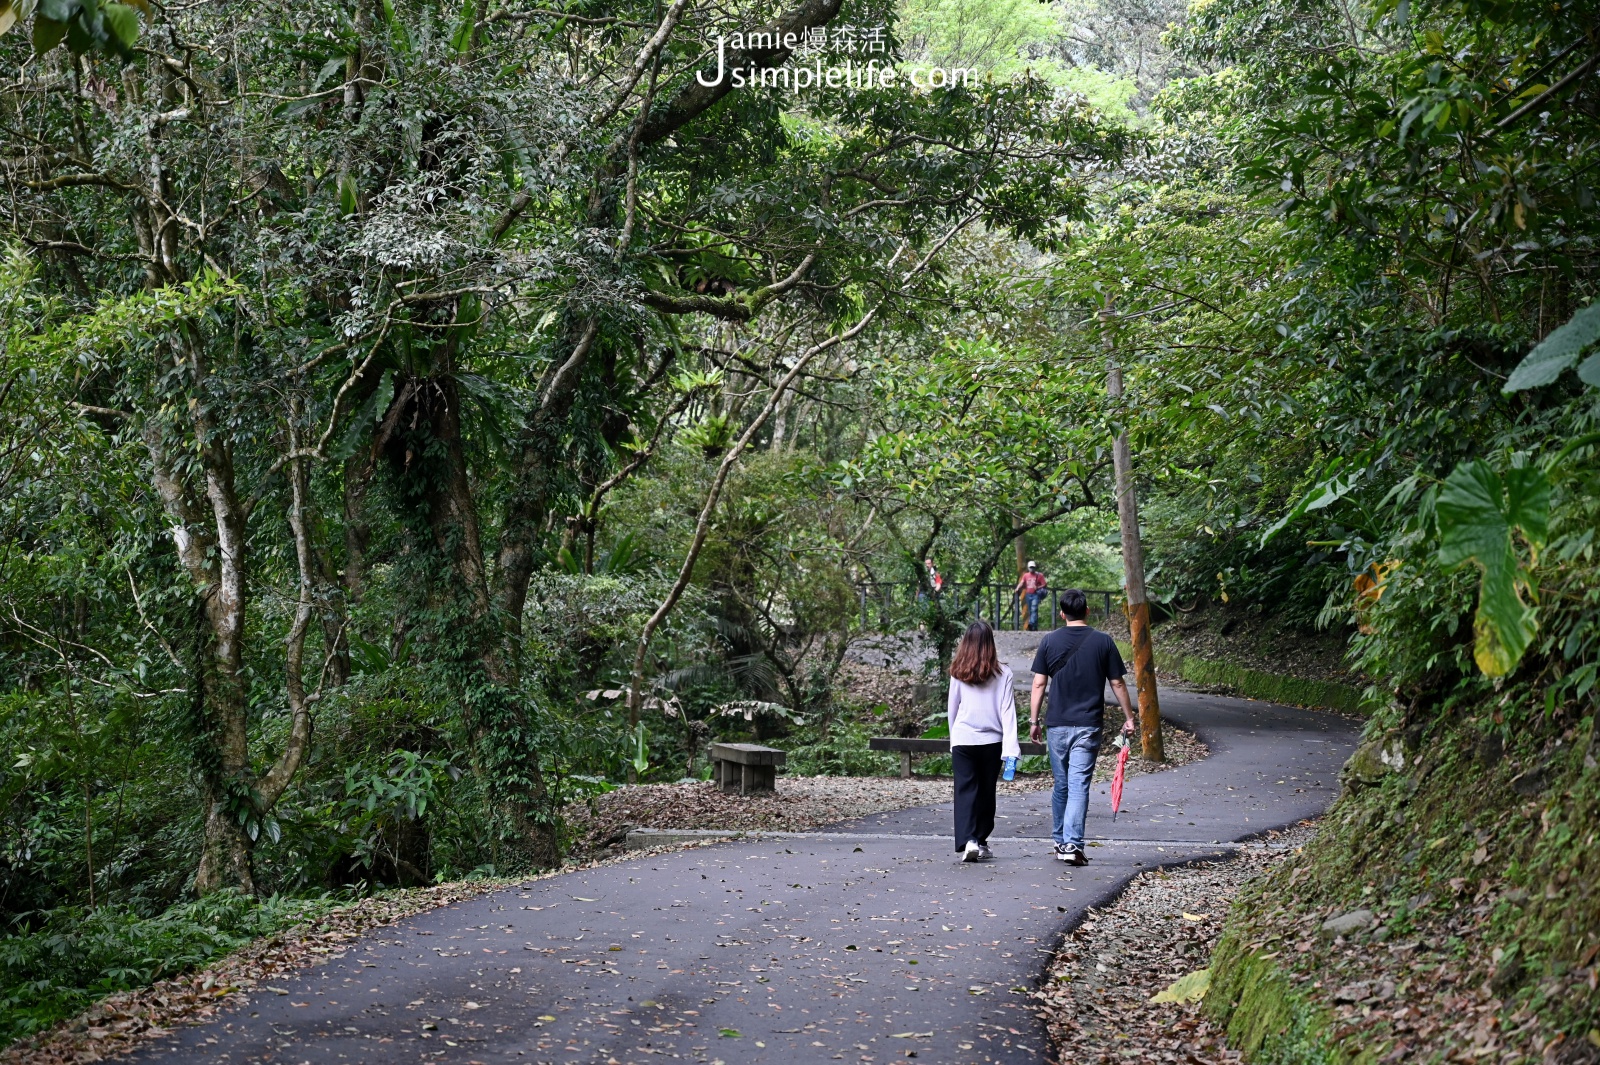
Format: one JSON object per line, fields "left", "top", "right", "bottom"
{"left": 1496, "top": 49, "right": 1599, "bottom": 130}
{"left": 639, "top": 0, "right": 845, "bottom": 146}
{"left": 590, "top": 0, "right": 693, "bottom": 130}
{"left": 258, "top": 407, "right": 316, "bottom": 809}
{"left": 625, "top": 214, "right": 973, "bottom": 734}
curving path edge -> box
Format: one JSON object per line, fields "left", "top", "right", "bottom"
{"left": 133, "top": 673, "right": 1360, "bottom": 1065}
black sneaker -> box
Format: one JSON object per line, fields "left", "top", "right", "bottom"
{"left": 1054, "top": 844, "right": 1074, "bottom": 862}
{"left": 1070, "top": 848, "right": 1089, "bottom": 866}
{"left": 976, "top": 843, "right": 994, "bottom": 861}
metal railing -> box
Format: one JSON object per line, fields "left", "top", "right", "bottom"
{"left": 972, "top": 586, "right": 1117, "bottom": 631}
{"left": 854, "top": 582, "right": 1118, "bottom": 632}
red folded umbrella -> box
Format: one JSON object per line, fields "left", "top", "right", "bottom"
{"left": 1110, "top": 735, "right": 1131, "bottom": 821}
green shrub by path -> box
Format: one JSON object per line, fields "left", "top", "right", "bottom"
{"left": 784, "top": 717, "right": 899, "bottom": 778}
{"left": 1161, "top": 655, "right": 1366, "bottom": 715}
{"left": 0, "top": 890, "right": 339, "bottom": 1043}
{"left": 1115, "top": 641, "right": 1366, "bottom": 714}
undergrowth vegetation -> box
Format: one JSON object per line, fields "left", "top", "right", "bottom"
{"left": 1155, "top": 655, "right": 1364, "bottom": 715}
{"left": 784, "top": 717, "right": 901, "bottom": 779}
{"left": 0, "top": 891, "right": 337, "bottom": 1044}
{"left": 1209, "top": 709, "right": 1599, "bottom": 1063}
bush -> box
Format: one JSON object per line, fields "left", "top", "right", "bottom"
{"left": 0, "top": 890, "right": 337, "bottom": 1042}
{"left": 785, "top": 717, "right": 897, "bottom": 777}
{"left": 1156, "top": 653, "right": 1366, "bottom": 714}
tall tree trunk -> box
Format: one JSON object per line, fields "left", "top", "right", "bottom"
{"left": 144, "top": 378, "right": 263, "bottom": 896}
{"left": 147, "top": 335, "right": 322, "bottom": 895}
{"left": 194, "top": 791, "right": 255, "bottom": 894}
{"left": 1104, "top": 301, "right": 1164, "bottom": 761}
{"left": 310, "top": 497, "right": 350, "bottom": 688}
{"left": 344, "top": 454, "right": 373, "bottom": 608}
{"left": 389, "top": 372, "right": 559, "bottom": 868}
{"left": 494, "top": 319, "right": 601, "bottom": 633}
{"left": 1013, "top": 514, "right": 1027, "bottom": 579}
{"left": 188, "top": 456, "right": 258, "bottom": 895}
{"left": 419, "top": 378, "right": 493, "bottom": 622}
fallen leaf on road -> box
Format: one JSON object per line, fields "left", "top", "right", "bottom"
{"left": 1149, "top": 969, "right": 1211, "bottom": 1004}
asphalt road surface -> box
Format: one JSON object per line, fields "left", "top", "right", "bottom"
{"left": 134, "top": 675, "right": 1360, "bottom": 1065}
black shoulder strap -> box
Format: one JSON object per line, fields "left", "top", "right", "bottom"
{"left": 1048, "top": 628, "right": 1088, "bottom": 679}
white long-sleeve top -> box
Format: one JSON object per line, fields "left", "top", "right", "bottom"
{"left": 946, "top": 665, "right": 1021, "bottom": 758}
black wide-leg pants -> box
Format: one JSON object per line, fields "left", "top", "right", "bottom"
{"left": 951, "top": 742, "right": 1002, "bottom": 851}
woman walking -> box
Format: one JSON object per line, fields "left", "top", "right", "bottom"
{"left": 947, "top": 620, "right": 1020, "bottom": 862}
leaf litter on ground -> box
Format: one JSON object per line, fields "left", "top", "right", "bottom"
{"left": 1034, "top": 821, "right": 1318, "bottom": 1064}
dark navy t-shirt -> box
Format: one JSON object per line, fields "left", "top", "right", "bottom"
{"left": 1030, "top": 625, "right": 1126, "bottom": 729}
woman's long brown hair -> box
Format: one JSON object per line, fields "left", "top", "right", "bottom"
{"left": 950, "top": 620, "right": 1001, "bottom": 684}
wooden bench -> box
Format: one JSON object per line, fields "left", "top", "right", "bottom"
{"left": 709, "top": 742, "right": 786, "bottom": 795}
{"left": 869, "top": 737, "right": 1048, "bottom": 778}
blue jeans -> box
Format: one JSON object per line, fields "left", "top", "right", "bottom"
{"left": 1024, "top": 591, "right": 1046, "bottom": 629}
{"left": 1047, "top": 725, "right": 1100, "bottom": 849}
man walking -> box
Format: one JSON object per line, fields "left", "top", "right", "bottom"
{"left": 1028, "top": 589, "right": 1137, "bottom": 865}
{"left": 1014, "top": 560, "right": 1048, "bottom": 631}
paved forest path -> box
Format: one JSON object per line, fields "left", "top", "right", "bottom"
{"left": 134, "top": 637, "right": 1361, "bottom": 1065}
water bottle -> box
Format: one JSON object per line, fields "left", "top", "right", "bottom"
{"left": 1002, "top": 756, "right": 1017, "bottom": 781}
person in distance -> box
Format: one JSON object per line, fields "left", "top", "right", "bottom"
{"left": 1015, "top": 560, "right": 1048, "bottom": 631}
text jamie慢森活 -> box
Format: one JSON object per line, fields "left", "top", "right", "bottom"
{"left": 695, "top": 28, "right": 976, "bottom": 91}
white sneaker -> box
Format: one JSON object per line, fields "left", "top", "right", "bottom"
{"left": 961, "top": 840, "right": 982, "bottom": 862}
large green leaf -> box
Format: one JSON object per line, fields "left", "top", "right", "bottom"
{"left": 30, "top": 10, "right": 65, "bottom": 50}
{"left": 273, "top": 89, "right": 340, "bottom": 119}
{"left": 1436, "top": 460, "right": 1549, "bottom": 676}
{"left": 0, "top": 0, "right": 26, "bottom": 38}
{"left": 101, "top": 0, "right": 137, "bottom": 52}
{"left": 63, "top": 5, "right": 95, "bottom": 53}
{"left": 1579, "top": 354, "right": 1600, "bottom": 388}
{"left": 1259, "top": 464, "right": 1362, "bottom": 546}
{"left": 338, "top": 172, "right": 359, "bottom": 216}
{"left": 1503, "top": 302, "right": 1600, "bottom": 391}
{"left": 35, "top": 0, "right": 79, "bottom": 20}
{"left": 448, "top": 0, "right": 474, "bottom": 54}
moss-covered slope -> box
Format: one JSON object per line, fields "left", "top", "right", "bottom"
{"left": 1205, "top": 702, "right": 1599, "bottom": 1063}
